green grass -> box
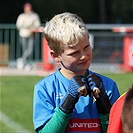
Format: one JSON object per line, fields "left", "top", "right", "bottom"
{"left": 0, "top": 121, "right": 16, "bottom": 133}
{"left": 0, "top": 76, "right": 43, "bottom": 133}
{"left": 0, "top": 73, "right": 133, "bottom": 132}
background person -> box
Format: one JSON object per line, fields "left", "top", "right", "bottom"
{"left": 16, "top": 2, "right": 41, "bottom": 70}
{"left": 107, "top": 51, "right": 133, "bottom": 133}
{"left": 107, "top": 85, "right": 133, "bottom": 133}
{"left": 33, "top": 12, "right": 120, "bottom": 133}
{"left": 122, "top": 85, "right": 133, "bottom": 133}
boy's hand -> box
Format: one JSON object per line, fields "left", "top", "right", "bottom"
{"left": 86, "top": 74, "right": 106, "bottom": 98}
{"left": 86, "top": 74, "right": 112, "bottom": 114}
{"left": 68, "top": 75, "right": 89, "bottom": 97}
{"left": 59, "top": 75, "right": 89, "bottom": 114}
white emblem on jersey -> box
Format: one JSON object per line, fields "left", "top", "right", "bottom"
{"left": 56, "top": 93, "right": 63, "bottom": 99}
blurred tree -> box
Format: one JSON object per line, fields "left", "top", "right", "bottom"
{"left": 0, "top": 0, "right": 133, "bottom": 24}
{"left": 108, "top": 0, "right": 133, "bottom": 23}
{"left": 98, "top": 0, "right": 107, "bottom": 23}
{"left": 59, "top": 0, "right": 65, "bottom": 12}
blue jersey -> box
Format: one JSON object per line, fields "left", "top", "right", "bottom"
{"left": 33, "top": 69, "right": 120, "bottom": 133}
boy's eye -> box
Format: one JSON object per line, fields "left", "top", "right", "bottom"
{"left": 67, "top": 45, "right": 90, "bottom": 56}
{"left": 84, "top": 45, "right": 90, "bottom": 49}
{"left": 67, "top": 51, "right": 78, "bottom": 56}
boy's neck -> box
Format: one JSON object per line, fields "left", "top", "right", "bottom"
{"left": 60, "top": 68, "right": 88, "bottom": 79}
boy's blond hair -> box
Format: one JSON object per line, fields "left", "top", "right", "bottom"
{"left": 43, "top": 12, "right": 89, "bottom": 55}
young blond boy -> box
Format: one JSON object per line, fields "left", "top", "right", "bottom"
{"left": 33, "top": 12, "right": 120, "bottom": 133}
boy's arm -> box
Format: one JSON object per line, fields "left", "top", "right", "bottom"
{"left": 86, "top": 74, "right": 112, "bottom": 133}
{"left": 37, "top": 75, "right": 88, "bottom": 133}
{"left": 99, "top": 113, "right": 109, "bottom": 133}
{"left": 38, "top": 107, "right": 71, "bottom": 133}
{"left": 95, "top": 97, "right": 111, "bottom": 133}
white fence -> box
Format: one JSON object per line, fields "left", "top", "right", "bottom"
{"left": 0, "top": 24, "right": 133, "bottom": 72}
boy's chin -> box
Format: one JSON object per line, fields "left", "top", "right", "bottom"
{"left": 76, "top": 68, "right": 89, "bottom": 74}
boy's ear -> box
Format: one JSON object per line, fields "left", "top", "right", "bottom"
{"left": 50, "top": 50, "right": 61, "bottom": 63}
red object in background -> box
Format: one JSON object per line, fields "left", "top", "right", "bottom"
{"left": 112, "top": 27, "right": 133, "bottom": 72}
{"left": 42, "top": 37, "right": 54, "bottom": 71}
{"left": 112, "top": 27, "right": 133, "bottom": 33}
{"left": 123, "top": 37, "right": 132, "bottom": 72}
{"left": 34, "top": 28, "right": 55, "bottom": 71}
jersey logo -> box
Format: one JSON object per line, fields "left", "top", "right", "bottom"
{"left": 66, "top": 118, "right": 101, "bottom": 132}
{"left": 56, "top": 93, "right": 63, "bottom": 99}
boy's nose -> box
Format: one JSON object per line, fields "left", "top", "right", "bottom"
{"left": 80, "top": 52, "right": 87, "bottom": 59}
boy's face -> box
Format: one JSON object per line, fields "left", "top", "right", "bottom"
{"left": 59, "top": 35, "right": 92, "bottom": 75}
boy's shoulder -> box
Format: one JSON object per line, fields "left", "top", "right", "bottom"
{"left": 36, "top": 71, "right": 58, "bottom": 84}
{"left": 35, "top": 69, "right": 69, "bottom": 86}
{"left": 34, "top": 71, "right": 59, "bottom": 92}
{"left": 34, "top": 70, "right": 69, "bottom": 93}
